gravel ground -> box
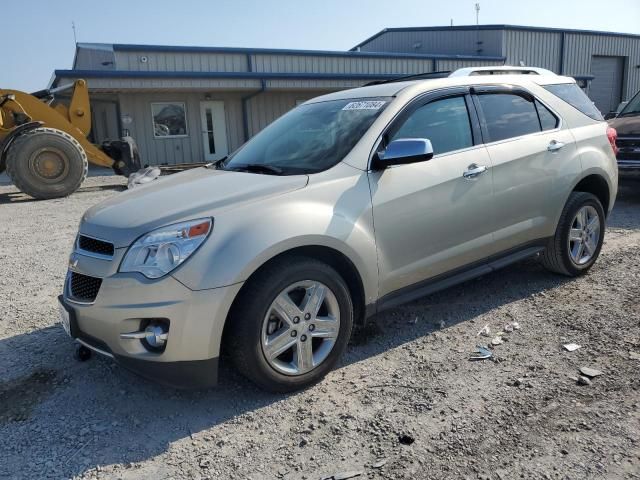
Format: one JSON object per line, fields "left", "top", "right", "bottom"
{"left": 0, "top": 171, "right": 639, "bottom": 480}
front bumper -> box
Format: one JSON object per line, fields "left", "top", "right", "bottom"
{"left": 61, "top": 267, "right": 242, "bottom": 388}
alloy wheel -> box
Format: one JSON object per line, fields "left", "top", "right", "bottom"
{"left": 568, "top": 205, "right": 600, "bottom": 265}
{"left": 261, "top": 280, "right": 340, "bottom": 376}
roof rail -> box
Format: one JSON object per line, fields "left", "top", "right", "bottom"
{"left": 449, "top": 66, "right": 557, "bottom": 77}
{"left": 364, "top": 71, "right": 451, "bottom": 86}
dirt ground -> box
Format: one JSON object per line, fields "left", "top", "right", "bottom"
{"left": 0, "top": 171, "right": 639, "bottom": 480}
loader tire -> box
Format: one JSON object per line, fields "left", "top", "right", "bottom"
{"left": 6, "top": 128, "right": 88, "bottom": 200}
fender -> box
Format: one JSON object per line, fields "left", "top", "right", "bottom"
{"left": 0, "top": 121, "right": 43, "bottom": 172}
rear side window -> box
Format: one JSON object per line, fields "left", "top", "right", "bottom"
{"left": 390, "top": 96, "right": 473, "bottom": 155}
{"left": 536, "top": 100, "right": 559, "bottom": 131}
{"left": 544, "top": 83, "right": 604, "bottom": 121}
{"left": 477, "top": 93, "right": 541, "bottom": 142}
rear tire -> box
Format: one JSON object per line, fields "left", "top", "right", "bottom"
{"left": 6, "top": 128, "right": 88, "bottom": 199}
{"left": 227, "top": 256, "right": 354, "bottom": 392}
{"left": 541, "top": 192, "right": 605, "bottom": 276}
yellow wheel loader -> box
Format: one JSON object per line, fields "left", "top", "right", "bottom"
{"left": 0, "top": 79, "right": 140, "bottom": 199}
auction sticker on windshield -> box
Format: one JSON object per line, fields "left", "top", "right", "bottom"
{"left": 342, "top": 101, "right": 386, "bottom": 110}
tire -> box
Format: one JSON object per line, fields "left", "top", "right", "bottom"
{"left": 227, "top": 256, "right": 354, "bottom": 392}
{"left": 541, "top": 192, "right": 605, "bottom": 276}
{"left": 5, "top": 128, "right": 88, "bottom": 200}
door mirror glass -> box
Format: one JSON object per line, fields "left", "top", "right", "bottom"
{"left": 378, "top": 138, "right": 434, "bottom": 167}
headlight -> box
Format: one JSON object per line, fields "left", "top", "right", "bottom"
{"left": 120, "top": 218, "right": 212, "bottom": 279}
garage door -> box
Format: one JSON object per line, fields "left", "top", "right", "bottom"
{"left": 589, "top": 56, "right": 624, "bottom": 115}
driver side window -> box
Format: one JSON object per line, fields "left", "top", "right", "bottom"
{"left": 390, "top": 96, "right": 474, "bottom": 155}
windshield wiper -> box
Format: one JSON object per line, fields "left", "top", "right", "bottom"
{"left": 205, "top": 156, "right": 228, "bottom": 169}
{"left": 228, "top": 164, "right": 284, "bottom": 175}
{"left": 618, "top": 111, "right": 640, "bottom": 117}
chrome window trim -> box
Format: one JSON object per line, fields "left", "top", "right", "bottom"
{"left": 367, "top": 86, "right": 474, "bottom": 171}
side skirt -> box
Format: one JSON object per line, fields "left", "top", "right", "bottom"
{"left": 369, "top": 239, "right": 549, "bottom": 317}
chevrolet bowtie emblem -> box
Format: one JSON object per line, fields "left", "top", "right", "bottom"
{"left": 69, "top": 254, "right": 79, "bottom": 269}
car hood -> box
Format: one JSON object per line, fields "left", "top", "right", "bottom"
{"left": 609, "top": 114, "right": 640, "bottom": 136}
{"left": 80, "top": 167, "right": 308, "bottom": 248}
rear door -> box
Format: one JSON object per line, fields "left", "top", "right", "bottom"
{"left": 473, "top": 86, "right": 581, "bottom": 252}
{"left": 368, "top": 88, "right": 496, "bottom": 298}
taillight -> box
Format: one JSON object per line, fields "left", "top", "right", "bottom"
{"left": 606, "top": 127, "right": 618, "bottom": 156}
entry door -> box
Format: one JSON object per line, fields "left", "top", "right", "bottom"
{"left": 199, "top": 101, "right": 228, "bottom": 162}
{"left": 369, "top": 94, "right": 496, "bottom": 298}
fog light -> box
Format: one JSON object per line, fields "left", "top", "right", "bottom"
{"left": 145, "top": 324, "right": 168, "bottom": 347}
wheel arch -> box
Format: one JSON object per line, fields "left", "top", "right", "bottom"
{"left": 571, "top": 172, "right": 611, "bottom": 216}
{"left": 219, "top": 244, "right": 368, "bottom": 358}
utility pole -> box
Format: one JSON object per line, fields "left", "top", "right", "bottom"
{"left": 72, "top": 21, "right": 77, "bottom": 45}
{"left": 475, "top": 3, "right": 480, "bottom": 26}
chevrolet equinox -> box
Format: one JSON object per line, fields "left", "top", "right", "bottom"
{"left": 59, "top": 66, "right": 619, "bottom": 392}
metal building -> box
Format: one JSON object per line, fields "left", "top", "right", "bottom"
{"left": 51, "top": 24, "right": 640, "bottom": 166}
{"left": 353, "top": 25, "right": 640, "bottom": 115}
{"left": 52, "top": 43, "right": 501, "bottom": 166}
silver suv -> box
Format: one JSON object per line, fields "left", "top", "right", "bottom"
{"left": 59, "top": 67, "right": 618, "bottom": 392}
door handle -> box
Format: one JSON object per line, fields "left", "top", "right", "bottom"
{"left": 547, "top": 140, "right": 565, "bottom": 152}
{"left": 463, "top": 164, "right": 488, "bottom": 179}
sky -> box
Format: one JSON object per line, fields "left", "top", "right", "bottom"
{"left": 1, "top": 0, "right": 639, "bottom": 92}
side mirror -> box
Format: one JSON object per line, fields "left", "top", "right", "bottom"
{"left": 375, "top": 138, "right": 434, "bottom": 168}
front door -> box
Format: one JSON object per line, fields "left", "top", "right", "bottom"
{"left": 369, "top": 92, "right": 496, "bottom": 298}
{"left": 199, "top": 101, "right": 228, "bottom": 162}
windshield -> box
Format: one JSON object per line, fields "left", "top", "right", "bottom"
{"left": 221, "top": 97, "right": 390, "bottom": 175}
{"left": 619, "top": 90, "right": 640, "bottom": 117}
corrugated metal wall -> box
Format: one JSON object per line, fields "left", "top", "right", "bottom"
{"left": 356, "top": 30, "right": 504, "bottom": 56}
{"left": 434, "top": 58, "right": 504, "bottom": 71}
{"left": 118, "top": 92, "right": 245, "bottom": 166}
{"left": 502, "top": 29, "right": 563, "bottom": 71}
{"left": 246, "top": 91, "right": 317, "bottom": 137}
{"left": 251, "top": 54, "right": 434, "bottom": 75}
{"left": 114, "top": 51, "right": 248, "bottom": 72}
{"left": 563, "top": 33, "right": 640, "bottom": 99}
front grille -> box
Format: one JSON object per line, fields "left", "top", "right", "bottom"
{"left": 616, "top": 137, "right": 640, "bottom": 162}
{"left": 69, "top": 272, "right": 102, "bottom": 302}
{"left": 78, "top": 235, "right": 114, "bottom": 257}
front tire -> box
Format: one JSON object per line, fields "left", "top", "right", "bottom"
{"left": 6, "top": 128, "right": 88, "bottom": 200}
{"left": 227, "top": 256, "right": 354, "bottom": 392}
{"left": 541, "top": 192, "right": 605, "bottom": 276}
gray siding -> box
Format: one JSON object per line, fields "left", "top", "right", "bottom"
{"left": 74, "top": 44, "right": 116, "bottom": 70}
{"left": 356, "top": 30, "right": 504, "bottom": 56}
{"left": 251, "top": 54, "right": 433, "bottom": 75}
{"left": 246, "top": 92, "right": 317, "bottom": 137}
{"left": 434, "top": 58, "right": 503, "bottom": 72}
{"left": 563, "top": 33, "right": 640, "bottom": 100}
{"left": 118, "top": 92, "right": 245, "bottom": 166}
{"left": 502, "top": 29, "right": 563, "bottom": 71}
{"left": 115, "top": 51, "right": 248, "bottom": 72}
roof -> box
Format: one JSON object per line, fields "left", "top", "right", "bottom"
{"left": 75, "top": 42, "right": 503, "bottom": 62}
{"left": 351, "top": 24, "right": 640, "bottom": 50}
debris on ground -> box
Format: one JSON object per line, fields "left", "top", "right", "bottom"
{"left": 372, "top": 459, "right": 387, "bottom": 469}
{"left": 563, "top": 343, "right": 582, "bottom": 352}
{"left": 469, "top": 345, "right": 493, "bottom": 361}
{"left": 629, "top": 351, "right": 640, "bottom": 360}
{"left": 398, "top": 434, "right": 415, "bottom": 445}
{"left": 321, "top": 471, "right": 363, "bottom": 480}
{"left": 579, "top": 367, "right": 604, "bottom": 378}
{"left": 577, "top": 376, "right": 592, "bottom": 386}
{"left": 491, "top": 336, "right": 505, "bottom": 346}
{"left": 478, "top": 324, "right": 491, "bottom": 337}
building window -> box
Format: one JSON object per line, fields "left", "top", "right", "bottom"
{"left": 151, "top": 102, "right": 188, "bottom": 138}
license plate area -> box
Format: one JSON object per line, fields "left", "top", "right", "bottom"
{"left": 57, "top": 296, "right": 77, "bottom": 338}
